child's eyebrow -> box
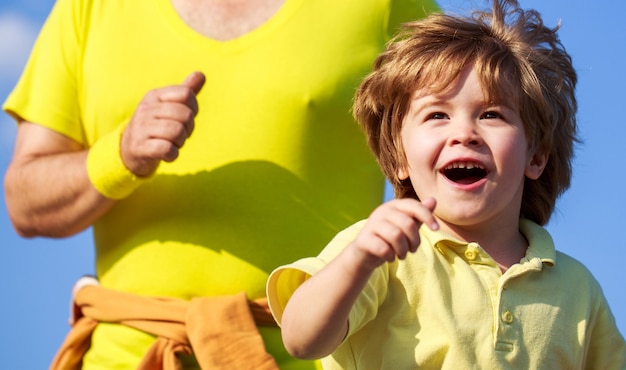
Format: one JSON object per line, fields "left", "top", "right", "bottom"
{"left": 406, "top": 96, "right": 448, "bottom": 118}
{"left": 485, "top": 101, "right": 519, "bottom": 113}
{"left": 410, "top": 93, "right": 448, "bottom": 108}
{"left": 404, "top": 97, "right": 455, "bottom": 124}
{"left": 406, "top": 95, "right": 519, "bottom": 119}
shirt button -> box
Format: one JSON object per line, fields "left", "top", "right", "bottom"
{"left": 502, "top": 311, "right": 514, "bottom": 324}
{"left": 464, "top": 243, "right": 478, "bottom": 261}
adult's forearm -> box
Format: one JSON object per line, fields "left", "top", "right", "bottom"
{"left": 3, "top": 73, "right": 204, "bottom": 239}
{"left": 4, "top": 150, "right": 116, "bottom": 238}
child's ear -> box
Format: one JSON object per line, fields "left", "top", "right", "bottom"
{"left": 397, "top": 166, "right": 409, "bottom": 181}
{"left": 525, "top": 151, "right": 548, "bottom": 180}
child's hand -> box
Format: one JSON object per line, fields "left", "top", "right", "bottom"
{"left": 347, "top": 197, "right": 438, "bottom": 271}
{"left": 281, "top": 197, "right": 437, "bottom": 359}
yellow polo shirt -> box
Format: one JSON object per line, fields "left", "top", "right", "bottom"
{"left": 268, "top": 219, "right": 626, "bottom": 369}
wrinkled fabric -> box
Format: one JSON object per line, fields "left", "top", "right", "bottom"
{"left": 51, "top": 280, "right": 278, "bottom": 370}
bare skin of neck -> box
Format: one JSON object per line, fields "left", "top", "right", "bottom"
{"left": 493, "top": 234, "right": 528, "bottom": 273}
{"left": 170, "top": 0, "right": 287, "bottom": 41}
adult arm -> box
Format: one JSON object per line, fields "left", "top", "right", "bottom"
{"left": 4, "top": 72, "right": 206, "bottom": 238}
{"left": 4, "top": 123, "right": 112, "bottom": 238}
{"left": 280, "top": 198, "right": 438, "bottom": 359}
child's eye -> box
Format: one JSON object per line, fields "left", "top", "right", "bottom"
{"left": 428, "top": 112, "right": 447, "bottom": 120}
{"left": 481, "top": 111, "right": 500, "bottom": 119}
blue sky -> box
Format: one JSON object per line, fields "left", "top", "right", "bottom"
{"left": 1, "top": 0, "right": 624, "bottom": 367}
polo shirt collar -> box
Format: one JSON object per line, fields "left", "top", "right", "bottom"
{"left": 519, "top": 218, "right": 556, "bottom": 266}
{"left": 420, "top": 218, "right": 556, "bottom": 267}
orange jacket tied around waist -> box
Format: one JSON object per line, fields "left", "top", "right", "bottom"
{"left": 50, "top": 277, "right": 279, "bottom": 370}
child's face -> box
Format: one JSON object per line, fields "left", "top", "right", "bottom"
{"left": 398, "top": 65, "right": 546, "bottom": 232}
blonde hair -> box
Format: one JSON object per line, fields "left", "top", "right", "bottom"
{"left": 353, "top": 0, "right": 578, "bottom": 225}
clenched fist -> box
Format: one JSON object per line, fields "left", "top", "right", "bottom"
{"left": 120, "top": 71, "right": 206, "bottom": 177}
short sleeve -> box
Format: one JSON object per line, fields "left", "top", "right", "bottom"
{"left": 266, "top": 219, "right": 390, "bottom": 336}
{"left": 584, "top": 290, "right": 626, "bottom": 369}
{"left": 266, "top": 221, "right": 368, "bottom": 324}
{"left": 2, "top": 0, "right": 87, "bottom": 144}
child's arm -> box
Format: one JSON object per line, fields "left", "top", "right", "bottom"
{"left": 280, "top": 197, "right": 438, "bottom": 359}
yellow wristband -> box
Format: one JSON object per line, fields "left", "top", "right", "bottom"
{"left": 86, "top": 125, "right": 148, "bottom": 199}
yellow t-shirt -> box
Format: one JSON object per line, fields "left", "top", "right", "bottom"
{"left": 268, "top": 219, "right": 626, "bottom": 369}
{"left": 3, "top": 0, "right": 439, "bottom": 368}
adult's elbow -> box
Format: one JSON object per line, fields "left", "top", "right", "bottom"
{"left": 7, "top": 211, "right": 51, "bottom": 238}
{"left": 9, "top": 217, "right": 81, "bottom": 238}
{"left": 4, "top": 199, "right": 38, "bottom": 238}
{"left": 9, "top": 221, "right": 37, "bottom": 238}
{"left": 5, "top": 203, "right": 82, "bottom": 239}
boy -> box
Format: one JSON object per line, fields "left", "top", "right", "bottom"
{"left": 265, "top": 0, "right": 626, "bottom": 368}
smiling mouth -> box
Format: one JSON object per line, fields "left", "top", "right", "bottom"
{"left": 442, "top": 162, "right": 488, "bottom": 185}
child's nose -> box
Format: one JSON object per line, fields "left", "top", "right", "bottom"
{"left": 448, "top": 119, "right": 483, "bottom": 147}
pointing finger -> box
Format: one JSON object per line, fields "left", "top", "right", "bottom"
{"left": 418, "top": 197, "right": 438, "bottom": 230}
{"left": 392, "top": 197, "right": 439, "bottom": 231}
